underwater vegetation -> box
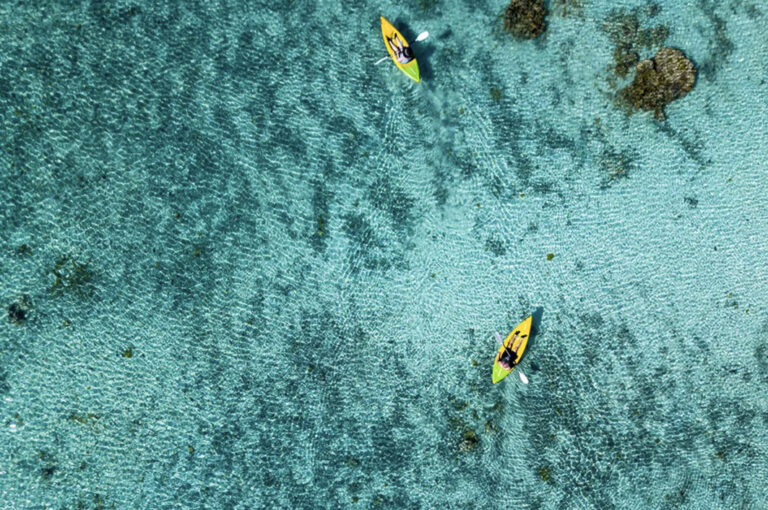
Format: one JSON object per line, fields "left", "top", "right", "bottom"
{"left": 458, "top": 429, "right": 479, "bottom": 453}
{"left": 503, "top": 0, "right": 547, "bottom": 40}
{"left": 310, "top": 179, "right": 330, "bottom": 254}
{"left": 418, "top": 0, "right": 437, "bottom": 12}
{"left": 619, "top": 47, "right": 697, "bottom": 120}
{"left": 15, "top": 244, "right": 33, "bottom": 257}
{"left": 48, "top": 255, "right": 94, "bottom": 298}
{"left": 485, "top": 236, "right": 506, "bottom": 256}
{"left": 551, "top": 0, "right": 585, "bottom": 18}
{"left": 599, "top": 146, "right": 635, "bottom": 188}
{"left": 695, "top": 0, "right": 735, "bottom": 81}
{"left": 447, "top": 393, "right": 506, "bottom": 457}
{"left": 602, "top": 8, "right": 669, "bottom": 79}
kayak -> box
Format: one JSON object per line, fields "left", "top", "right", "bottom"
{"left": 492, "top": 315, "right": 532, "bottom": 384}
{"left": 380, "top": 16, "right": 420, "bottom": 83}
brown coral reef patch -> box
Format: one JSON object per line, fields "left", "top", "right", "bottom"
{"left": 503, "top": 0, "right": 547, "bottom": 39}
{"left": 619, "top": 47, "right": 696, "bottom": 120}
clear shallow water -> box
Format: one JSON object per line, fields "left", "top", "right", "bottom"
{"left": 1, "top": 0, "right": 767, "bottom": 508}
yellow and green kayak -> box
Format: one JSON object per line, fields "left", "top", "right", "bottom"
{"left": 492, "top": 316, "right": 532, "bottom": 384}
{"left": 380, "top": 16, "right": 420, "bottom": 83}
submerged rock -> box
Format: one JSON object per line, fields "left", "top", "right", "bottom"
{"left": 7, "top": 295, "right": 32, "bottom": 325}
{"left": 8, "top": 303, "right": 26, "bottom": 325}
{"left": 619, "top": 47, "right": 696, "bottom": 119}
{"left": 504, "top": 0, "right": 547, "bottom": 39}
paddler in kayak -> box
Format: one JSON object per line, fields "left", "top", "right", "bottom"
{"left": 496, "top": 331, "right": 524, "bottom": 371}
{"left": 386, "top": 33, "right": 415, "bottom": 64}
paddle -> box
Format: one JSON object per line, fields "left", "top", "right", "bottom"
{"left": 414, "top": 31, "right": 430, "bottom": 42}
{"left": 494, "top": 332, "right": 529, "bottom": 384}
{"left": 375, "top": 31, "right": 430, "bottom": 65}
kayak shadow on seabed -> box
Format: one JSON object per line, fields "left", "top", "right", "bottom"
{"left": 392, "top": 17, "right": 435, "bottom": 81}
{"left": 526, "top": 306, "right": 544, "bottom": 373}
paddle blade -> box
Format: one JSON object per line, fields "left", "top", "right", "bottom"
{"left": 518, "top": 371, "right": 529, "bottom": 384}
{"left": 415, "top": 31, "right": 429, "bottom": 42}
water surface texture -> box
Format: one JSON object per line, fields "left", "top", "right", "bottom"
{"left": 2, "top": 0, "right": 767, "bottom": 508}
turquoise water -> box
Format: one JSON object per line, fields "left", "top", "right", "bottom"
{"left": 1, "top": 0, "right": 767, "bottom": 508}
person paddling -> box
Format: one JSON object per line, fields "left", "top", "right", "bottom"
{"left": 386, "top": 34, "right": 414, "bottom": 64}
{"left": 495, "top": 331, "right": 524, "bottom": 371}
